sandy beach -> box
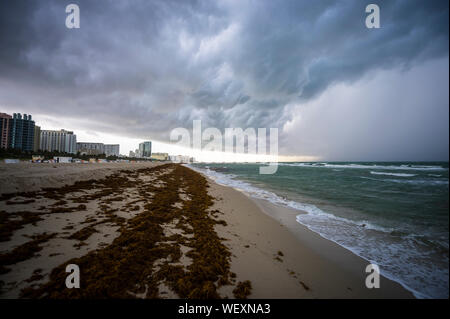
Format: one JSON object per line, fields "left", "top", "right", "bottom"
{"left": 0, "top": 162, "right": 414, "bottom": 298}
{"left": 209, "top": 180, "right": 413, "bottom": 298}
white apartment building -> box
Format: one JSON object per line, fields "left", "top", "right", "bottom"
{"left": 104, "top": 144, "right": 120, "bottom": 157}
{"left": 40, "top": 129, "right": 77, "bottom": 154}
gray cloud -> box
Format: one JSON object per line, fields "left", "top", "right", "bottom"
{"left": 0, "top": 0, "right": 448, "bottom": 159}
{"left": 283, "top": 57, "right": 449, "bottom": 161}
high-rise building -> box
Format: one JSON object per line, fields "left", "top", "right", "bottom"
{"left": 139, "top": 141, "right": 152, "bottom": 158}
{"left": 40, "top": 129, "right": 77, "bottom": 154}
{"left": 76, "top": 142, "right": 105, "bottom": 155}
{"left": 0, "top": 112, "right": 12, "bottom": 149}
{"left": 9, "top": 113, "right": 35, "bottom": 151}
{"left": 33, "top": 125, "right": 41, "bottom": 152}
{"left": 104, "top": 144, "right": 120, "bottom": 157}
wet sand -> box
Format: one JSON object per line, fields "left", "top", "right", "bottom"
{"left": 209, "top": 179, "right": 414, "bottom": 298}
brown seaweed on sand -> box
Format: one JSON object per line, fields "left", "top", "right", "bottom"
{"left": 0, "top": 233, "right": 56, "bottom": 274}
{"left": 18, "top": 164, "right": 251, "bottom": 299}
{"left": 232, "top": 280, "right": 252, "bottom": 299}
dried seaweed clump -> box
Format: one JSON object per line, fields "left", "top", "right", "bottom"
{"left": 0, "top": 211, "right": 43, "bottom": 242}
{"left": 232, "top": 280, "right": 252, "bottom": 299}
{"left": 67, "top": 226, "right": 98, "bottom": 242}
{"left": 0, "top": 233, "right": 56, "bottom": 274}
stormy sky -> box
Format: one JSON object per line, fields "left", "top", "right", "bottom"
{"left": 0, "top": 0, "right": 448, "bottom": 161}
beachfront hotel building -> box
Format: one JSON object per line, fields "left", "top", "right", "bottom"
{"left": 0, "top": 112, "right": 12, "bottom": 149}
{"left": 76, "top": 142, "right": 105, "bottom": 155}
{"left": 139, "top": 141, "right": 152, "bottom": 158}
{"left": 40, "top": 129, "right": 77, "bottom": 154}
{"left": 8, "top": 113, "right": 35, "bottom": 151}
{"left": 104, "top": 144, "right": 120, "bottom": 157}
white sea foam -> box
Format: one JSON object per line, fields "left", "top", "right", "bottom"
{"left": 370, "top": 171, "right": 416, "bottom": 177}
{"left": 278, "top": 162, "right": 447, "bottom": 171}
{"left": 187, "top": 164, "right": 448, "bottom": 298}
{"left": 386, "top": 179, "right": 449, "bottom": 186}
{"left": 360, "top": 176, "right": 449, "bottom": 186}
{"left": 188, "top": 164, "right": 393, "bottom": 232}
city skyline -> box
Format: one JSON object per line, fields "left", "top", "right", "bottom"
{"left": 0, "top": 110, "right": 190, "bottom": 159}
{"left": 0, "top": 111, "right": 123, "bottom": 156}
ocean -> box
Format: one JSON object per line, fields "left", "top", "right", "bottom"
{"left": 189, "top": 162, "right": 449, "bottom": 299}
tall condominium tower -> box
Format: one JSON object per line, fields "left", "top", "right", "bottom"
{"left": 0, "top": 112, "right": 12, "bottom": 149}
{"left": 9, "top": 113, "right": 35, "bottom": 151}
{"left": 139, "top": 141, "right": 152, "bottom": 158}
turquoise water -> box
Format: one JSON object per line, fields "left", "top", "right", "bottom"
{"left": 190, "top": 162, "right": 449, "bottom": 298}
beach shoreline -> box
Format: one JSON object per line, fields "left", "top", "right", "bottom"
{"left": 0, "top": 162, "right": 414, "bottom": 298}
{"left": 204, "top": 171, "right": 414, "bottom": 299}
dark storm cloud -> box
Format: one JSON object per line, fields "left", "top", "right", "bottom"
{"left": 0, "top": 0, "right": 448, "bottom": 158}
